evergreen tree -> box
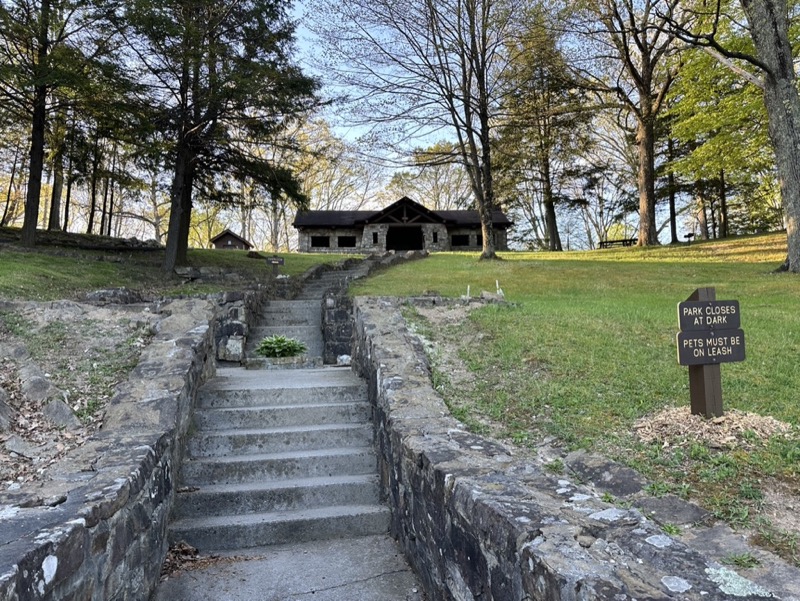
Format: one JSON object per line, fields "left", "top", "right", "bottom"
{"left": 496, "top": 7, "right": 592, "bottom": 251}
{"left": 116, "top": 0, "right": 318, "bottom": 270}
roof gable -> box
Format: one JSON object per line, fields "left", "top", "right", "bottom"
{"left": 361, "top": 197, "right": 448, "bottom": 225}
{"left": 210, "top": 229, "right": 252, "bottom": 247}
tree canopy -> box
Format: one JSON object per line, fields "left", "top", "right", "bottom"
{"left": 0, "top": 0, "right": 797, "bottom": 266}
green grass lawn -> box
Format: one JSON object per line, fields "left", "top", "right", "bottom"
{"left": 0, "top": 245, "right": 353, "bottom": 300}
{"left": 352, "top": 232, "right": 800, "bottom": 563}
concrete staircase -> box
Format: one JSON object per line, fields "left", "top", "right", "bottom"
{"left": 169, "top": 267, "right": 389, "bottom": 551}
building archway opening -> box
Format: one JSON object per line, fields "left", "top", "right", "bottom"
{"left": 386, "top": 226, "right": 424, "bottom": 251}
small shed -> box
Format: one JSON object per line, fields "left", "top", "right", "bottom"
{"left": 210, "top": 230, "right": 253, "bottom": 251}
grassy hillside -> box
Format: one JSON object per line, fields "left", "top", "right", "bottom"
{"left": 352, "top": 232, "right": 800, "bottom": 562}
{"left": 0, "top": 231, "right": 352, "bottom": 300}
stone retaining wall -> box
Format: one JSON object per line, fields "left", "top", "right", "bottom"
{"left": 0, "top": 299, "right": 216, "bottom": 601}
{"left": 321, "top": 251, "right": 428, "bottom": 364}
{"left": 351, "top": 296, "right": 795, "bottom": 601}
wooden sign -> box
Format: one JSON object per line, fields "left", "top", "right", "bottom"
{"left": 676, "top": 329, "right": 746, "bottom": 366}
{"left": 266, "top": 256, "right": 284, "bottom": 276}
{"left": 678, "top": 300, "right": 740, "bottom": 331}
{"left": 676, "top": 288, "right": 746, "bottom": 418}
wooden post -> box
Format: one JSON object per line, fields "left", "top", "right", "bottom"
{"left": 687, "top": 287, "right": 724, "bottom": 418}
{"left": 266, "top": 256, "right": 284, "bottom": 277}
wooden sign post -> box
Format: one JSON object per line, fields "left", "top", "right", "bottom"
{"left": 266, "top": 256, "right": 285, "bottom": 277}
{"left": 676, "top": 288, "right": 746, "bottom": 418}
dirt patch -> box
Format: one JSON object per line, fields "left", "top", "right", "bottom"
{"left": 0, "top": 301, "right": 153, "bottom": 490}
{"left": 412, "top": 303, "right": 478, "bottom": 388}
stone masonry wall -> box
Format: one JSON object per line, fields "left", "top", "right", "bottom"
{"left": 351, "top": 296, "right": 797, "bottom": 601}
{"left": 214, "top": 276, "right": 305, "bottom": 364}
{"left": 322, "top": 252, "right": 429, "bottom": 364}
{"left": 0, "top": 299, "right": 216, "bottom": 601}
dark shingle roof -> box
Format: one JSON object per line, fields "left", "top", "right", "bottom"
{"left": 294, "top": 199, "right": 512, "bottom": 229}
{"left": 437, "top": 210, "right": 512, "bottom": 227}
{"left": 209, "top": 229, "right": 253, "bottom": 247}
{"left": 293, "top": 211, "right": 376, "bottom": 227}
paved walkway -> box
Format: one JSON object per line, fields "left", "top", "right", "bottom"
{"left": 150, "top": 262, "right": 424, "bottom": 600}
{"left": 152, "top": 535, "right": 422, "bottom": 601}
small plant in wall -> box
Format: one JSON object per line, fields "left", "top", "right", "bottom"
{"left": 256, "top": 335, "right": 307, "bottom": 358}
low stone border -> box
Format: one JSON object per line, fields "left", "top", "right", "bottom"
{"left": 351, "top": 296, "right": 799, "bottom": 601}
{"left": 0, "top": 298, "right": 216, "bottom": 601}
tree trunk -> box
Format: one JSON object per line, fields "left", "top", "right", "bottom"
{"left": 741, "top": 0, "right": 800, "bottom": 271}
{"left": 697, "top": 183, "right": 709, "bottom": 239}
{"left": 62, "top": 119, "right": 76, "bottom": 231}
{"left": 2, "top": 142, "right": 21, "bottom": 227}
{"left": 477, "top": 139, "right": 498, "bottom": 259}
{"left": 542, "top": 161, "right": 562, "bottom": 251}
{"left": 148, "top": 173, "right": 164, "bottom": 243}
{"left": 270, "top": 195, "right": 280, "bottom": 251}
{"left": 63, "top": 173, "right": 73, "bottom": 231}
{"left": 100, "top": 173, "right": 110, "bottom": 236}
{"left": 718, "top": 169, "right": 728, "bottom": 238}
{"left": 22, "top": 88, "right": 48, "bottom": 246}
{"left": 668, "top": 137, "right": 679, "bottom": 244}
{"left": 87, "top": 135, "right": 100, "bottom": 234}
{"left": 48, "top": 141, "right": 64, "bottom": 230}
{"left": 636, "top": 111, "right": 659, "bottom": 246}
{"left": 163, "top": 144, "right": 195, "bottom": 272}
{"left": 21, "top": 0, "right": 50, "bottom": 247}
{"left": 107, "top": 179, "right": 116, "bottom": 237}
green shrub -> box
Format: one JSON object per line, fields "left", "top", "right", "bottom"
{"left": 255, "top": 335, "right": 307, "bottom": 358}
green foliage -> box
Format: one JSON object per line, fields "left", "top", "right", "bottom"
{"left": 255, "top": 335, "right": 307, "bottom": 358}
{"left": 117, "top": 0, "right": 319, "bottom": 268}
{"left": 0, "top": 311, "right": 29, "bottom": 336}
{"left": 722, "top": 552, "right": 761, "bottom": 569}
{"left": 662, "top": 523, "right": 682, "bottom": 536}
{"left": 665, "top": 23, "right": 782, "bottom": 236}
{"left": 754, "top": 518, "right": 799, "bottom": 566}
{"left": 494, "top": 5, "right": 592, "bottom": 250}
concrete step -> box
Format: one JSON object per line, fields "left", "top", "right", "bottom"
{"left": 249, "top": 324, "right": 321, "bottom": 341}
{"left": 193, "top": 402, "right": 372, "bottom": 430}
{"left": 197, "top": 369, "right": 365, "bottom": 408}
{"left": 169, "top": 504, "right": 391, "bottom": 551}
{"left": 258, "top": 305, "right": 321, "bottom": 326}
{"left": 242, "top": 356, "right": 324, "bottom": 370}
{"left": 262, "top": 299, "right": 321, "bottom": 312}
{"left": 256, "top": 314, "right": 321, "bottom": 327}
{"left": 179, "top": 447, "right": 378, "bottom": 485}
{"left": 173, "top": 475, "right": 381, "bottom": 519}
{"left": 187, "top": 424, "right": 374, "bottom": 458}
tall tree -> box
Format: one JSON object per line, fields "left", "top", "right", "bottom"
{"left": 664, "top": 0, "right": 800, "bottom": 271}
{"left": 309, "top": 0, "right": 520, "bottom": 259}
{"left": 496, "top": 6, "right": 592, "bottom": 251}
{"left": 570, "top": 0, "right": 682, "bottom": 246}
{"left": 118, "top": 0, "right": 318, "bottom": 271}
{"left": 0, "top": 0, "right": 116, "bottom": 246}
